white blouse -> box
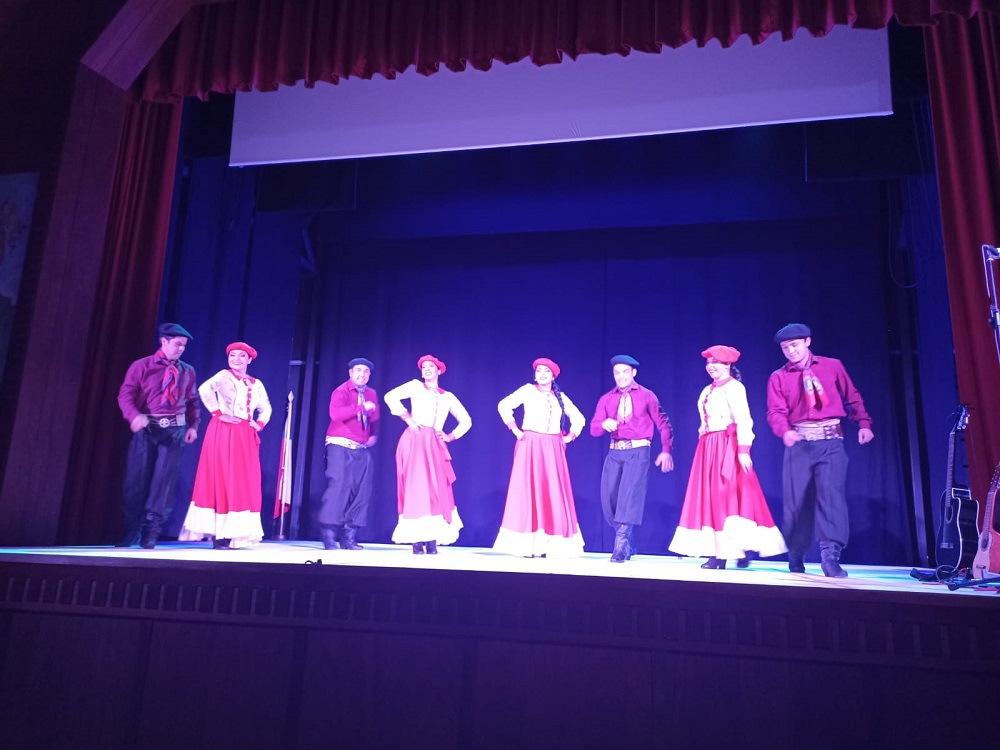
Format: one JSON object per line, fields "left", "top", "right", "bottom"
{"left": 696, "top": 378, "right": 754, "bottom": 447}
{"left": 383, "top": 379, "right": 472, "bottom": 439}
{"left": 498, "top": 383, "right": 586, "bottom": 437}
{"left": 199, "top": 369, "right": 272, "bottom": 425}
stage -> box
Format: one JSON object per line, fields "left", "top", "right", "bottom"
{"left": 1, "top": 542, "right": 998, "bottom": 748}
{"left": 2, "top": 540, "right": 999, "bottom": 596}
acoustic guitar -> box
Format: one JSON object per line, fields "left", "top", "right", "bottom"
{"left": 934, "top": 405, "right": 978, "bottom": 570}
{"left": 972, "top": 460, "right": 1000, "bottom": 579}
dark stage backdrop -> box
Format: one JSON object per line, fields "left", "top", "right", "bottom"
{"left": 310, "top": 221, "right": 908, "bottom": 565}
{"left": 158, "top": 124, "right": 953, "bottom": 566}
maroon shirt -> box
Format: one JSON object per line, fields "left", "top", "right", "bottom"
{"left": 327, "top": 380, "right": 380, "bottom": 443}
{"left": 118, "top": 353, "right": 200, "bottom": 428}
{"left": 766, "top": 354, "right": 872, "bottom": 437}
{"left": 589, "top": 382, "right": 673, "bottom": 453}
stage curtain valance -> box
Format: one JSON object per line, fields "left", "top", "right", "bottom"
{"left": 138, "top": 0, "right": 998, "bottom": 101}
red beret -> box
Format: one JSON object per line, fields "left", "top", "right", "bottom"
{"left": 417, "top": 354, "right": 446, "bottom": 375}
{"left": 226, "top": 342, "right": 258, "bottom": 360}
{"left": 532, "top": 357, "right": 561, "bottom": 379}
{"left": 701, "top": 345, "right": 740, "bottom": 364}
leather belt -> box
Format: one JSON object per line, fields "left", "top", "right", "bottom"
{"left": 610, "top": 438, "right": 651, "bottom": 450}
{"left": 794, "top": 422, "right": 843, "bottom": 441}
{"left": 148, "top": 414, "right": 185, "bottom": 428}
{"left": 327, "top": 436, "right": 367, "bottom": 450}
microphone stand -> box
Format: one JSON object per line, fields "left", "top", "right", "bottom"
{"left": 947, "top": 574, "right": 1000, "bottom": 591}
{"left": 983, "top": 244, "right": 1000, "bottom": 363}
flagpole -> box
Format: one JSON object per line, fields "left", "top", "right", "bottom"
{"left": 276, "top": 391, "right": 294, "bottom": 540}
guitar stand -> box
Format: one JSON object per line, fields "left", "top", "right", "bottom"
{"left": 947, "top": 575, "right": 1000, "bottom": 591}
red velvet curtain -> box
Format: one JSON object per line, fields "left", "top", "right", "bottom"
{"left": 925, "top": 11, "right": 1000, "bottom": 503}
{"left": 138, "top": 0, "right": 998, "bottom": 101}
{"left": 59, "top": 97, "right": 183, "bottom": 544}
{"left": 66, "top": 0, "right": 994, "bottom": 546}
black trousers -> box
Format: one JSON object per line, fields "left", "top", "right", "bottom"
{"left": 599, "top": 446, "right": 650, "bottom": 526}
{"left": 781, "top": 438, "right": 850, "bottom": 552}
{"left": 122, "top": 424, "right": 186, "bottom": 536}
{"left": 320, "top": 444, "right": 373, "bottom": 528}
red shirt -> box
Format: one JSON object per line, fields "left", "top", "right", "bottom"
{"left": 589, "top": 382, "right": 673, "bottom": 453}
{"left": 766, "top": 354, "right": 872, "bottom": 437}
{"left": 327, "top": 380, "right": 380, "bottom": 442}
{"left": 118, "top": 353, "right": 200, "bottom": 428}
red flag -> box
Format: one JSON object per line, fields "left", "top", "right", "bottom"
{"left": 274, "top": 391, "right": 294, "bottom": 518}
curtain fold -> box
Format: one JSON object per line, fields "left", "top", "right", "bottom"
{"left": 59, "top": 98, "right": 183, "bottom": 544}
{"left": 137, "top": 0, "right": 998, "bottom": 101}
{"left": 925, "top": 11, "right": 1000, "bottom": 504}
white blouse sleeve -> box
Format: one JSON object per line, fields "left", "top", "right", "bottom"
{"left": 728, "top": 381, "right": 756, "bottom": 447}
{"left": 561, "top": 392, "right": 586, "bottom": 437}
{"left": 447, "top": 392, "right": 472, "bottom": 440}
{"left": 498, "top": 384, "right": 530, "bottom": 427}
{"left": 255, "top": 380, "right": 272, "bottom": 426}
{"left": 384, "top": 380, "right": 419, "bottom": 417}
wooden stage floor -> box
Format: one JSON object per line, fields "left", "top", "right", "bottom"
{"left": 1, "top": 542, "right": 998, "bottom": 748}
{"left": 1, "top": 540, "right": 998, "bottom": 599}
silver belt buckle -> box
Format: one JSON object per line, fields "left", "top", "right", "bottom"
{"left": 157, "top": 417, "right": 172, "bottom": 428}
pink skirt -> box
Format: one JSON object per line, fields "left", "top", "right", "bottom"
{"left": 668, "top": 428, "right": 786, "bottom": 560}
{"left": 391, "top": 427, "right": 463, "bottom": 545}
{"left": 180, "top": 417, "right": 264, "bottom": 547}
{"left": 492, "top": 431, "right": 584, "bottom": 558}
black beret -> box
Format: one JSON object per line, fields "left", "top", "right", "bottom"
{"left": 610, "top": 354, "right": 640, "bottom": 367}
{"left": 158, "top": 322, "right": 193, "bottom": 340}
{"left": 348, "top": 357, "right": 374, "bottom": 371}
{"left": 774, "top": 323, "right": 812, "bottom": 343}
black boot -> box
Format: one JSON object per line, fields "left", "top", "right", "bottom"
{"left": 736, "top": 551, "right": 752, "bottom": 568}
{"left": 610, "top": 524, "right": 631, "bottom": 563}
{"left": 820, "top": 541, "right": 848, "bottom": 578}
{"left": 425, "top": 540, "right": 438, "bottom": 555}
{"left": 700, "top": 557, "right": 726, "bottom": 569}
{"left": 213, "top": 538, "right": 231, "bottom": 550}
{"left": 412, "top": 542, "right": 425, "bottom": 554}
{"left": 320, "top": 526, "right": 340, "bottom": 550}
{"left": 787, "top": 551, "right": 806, "bottom": 573}
{"left": 341, "top": 524, "right": 364, "bottom": 551}
{"left": 625, "top": 525, "right": 637, "bottom": 560}
{"left": 139, "top": 512, "right": 163, "bottom": 550}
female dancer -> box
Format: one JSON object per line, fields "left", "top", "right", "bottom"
{"left": 668, "top": 345, "right": 786, "bottom": 568}
{"left": 180, "top": 342, "right": 271, "bottom": 549}
{"left": 384, "top": 355, "right": 472, "bottom": 554}
{"left": 493, "top": 358, "right": 586, "bottom": 558}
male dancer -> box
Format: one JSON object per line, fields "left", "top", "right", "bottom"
{"left": 590, "top": 355, "right": 674, "bottom": 562}
{"left": 766, "top": 323, "right": 874, "bottom": 577}
{"left": 320, "top": 357, "right": 379, "bottom": 550}
{"left": 117, "top": 322, "right": 200, "bottom": 548}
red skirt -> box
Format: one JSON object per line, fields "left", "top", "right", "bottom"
{"left": 180, "top": 417, "right": 264, "bottom": 547}
{"left": 492, "top": 431, "right": 584, "bottom": 558}
{"left": 668, "top": 428, "right": 786, "bottom": 560}
{"left": 391, "top": 427, "right": 463, "bottom": 545}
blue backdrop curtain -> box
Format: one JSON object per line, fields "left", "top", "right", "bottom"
{"left": 154, "top": 155, "right": 305, "bottom": 539}
{"left": 159, "top": 126, "right": 916, "bottom": 564}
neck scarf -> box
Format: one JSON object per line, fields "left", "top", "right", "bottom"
{"left": 356, "top": 385, "right": 369, "bottom": 429}
{"left": 157, "top": 349, "right": 180, "bottom": 408}
{"left": 799, "top": 356, "right": 829, "bottom": 408}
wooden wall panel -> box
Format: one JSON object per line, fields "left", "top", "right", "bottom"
{"left": 297, "top": 631, "right": 464, "bottom": 750}
{"left": 470, "top": 640, "right": 654, "bottom": 749}
{"left": 0, "top": 612, "right": 146, "bottom": 748}
{"left": 138, "top": 621, "right": 297, "bottom": 749}
{"left": 0, "top": 65, "right": 128, "bottom": 545}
